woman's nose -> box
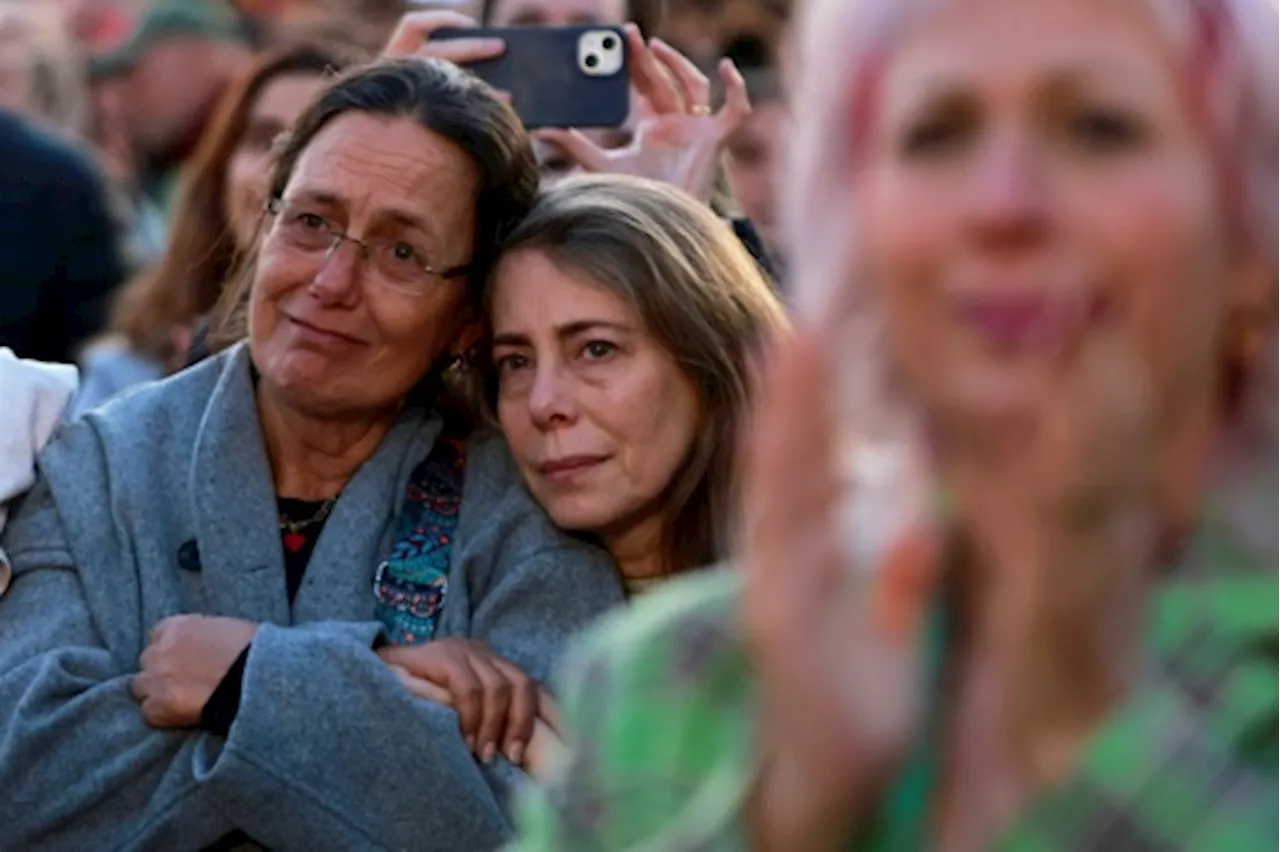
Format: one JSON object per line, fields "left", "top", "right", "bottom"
{"left": 965, "top": 131, "right": 1050, "bottom": 251}
{"left": 308, "top": 239, "right": 362, "bottom": 306}
{"left": 527, "top": 365, "right": 576, "bottom": 428}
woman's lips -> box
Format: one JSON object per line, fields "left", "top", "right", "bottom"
{"left": 537, "top": 455, "right": 609, "bottom": 483}
{"left": 287, "top": 315, "right": 365, "bottom": 348}
{"left": 953, "top": 292, "right": 1097, "bottom": 351}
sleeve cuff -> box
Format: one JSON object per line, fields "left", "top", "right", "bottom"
{"left": 201, "top": 645, "right": 251, "bottom": 736}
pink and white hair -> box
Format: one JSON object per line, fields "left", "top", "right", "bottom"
{"left": 783, "top": 0, "right": 1278, "bottom": 433}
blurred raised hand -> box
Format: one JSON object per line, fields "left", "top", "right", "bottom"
{"left": 535, "top": 23, "right": 752, "bottom": 203}
{"left": 740, "top": 327, "right": 943, "bottom": 852}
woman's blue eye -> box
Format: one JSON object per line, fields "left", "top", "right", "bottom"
{"left": 392, "top": 242, "right": 418, "bottom": 262}
{"left": 298, "top": 212, "right": 327, "bottom": 229}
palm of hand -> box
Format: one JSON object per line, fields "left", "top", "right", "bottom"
{"left": 620, "top": 110, "right": 724, "bottom": 198}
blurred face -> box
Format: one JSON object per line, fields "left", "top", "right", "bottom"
{"left": 124, "top": 38, "right": 231, "bottom": 157}
{"left": 488, "top": 0, "right": 625, "bottom": 26}
{"left": 250, "top": 112, "right": 479, "bottom": 417}
{"left": 725, "top": 98, "right": 787, "bottom": 254}
{"left": 862, "top": 0, "right": 1245, "bottom": 424}
{"left": 491, "top": 249, "right": 701, "bottom": 538}
{"left": 224, "top": 72, "right": 328, "bottom": 252}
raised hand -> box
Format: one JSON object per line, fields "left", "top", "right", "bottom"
{"left": 740, "top": 330, "right": 942, "bottom": 852}
{"left": 381, "top": 10, "right": 505, "bottom": 66}
{"left": 535, "top": 24, "right": 752, "bottom": 203}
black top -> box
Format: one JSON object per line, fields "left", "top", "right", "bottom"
{"left": 0, "top": 111, "right": 127, "bottom": 362}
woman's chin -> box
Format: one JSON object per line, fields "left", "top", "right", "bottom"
{"left": 930, "top": 363, "right": 1056, "bottom": 429}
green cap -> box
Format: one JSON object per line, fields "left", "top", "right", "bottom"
{"left": 89, "top": 1, "right": 248, "bottom": 80}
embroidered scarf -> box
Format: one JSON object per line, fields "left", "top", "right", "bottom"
{"left": 374, "top": 426, "right": 467, "bottom": 645}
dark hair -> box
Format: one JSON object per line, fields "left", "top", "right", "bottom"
{"left": 108, "top": 43, "right": 352, "bottom": 365}
{"left": 480, "top": 0, "right": 664, "bottom": 35}
{"left": 487, "top": 175, "right": 788, "bottom": 575}
{"left": 212, "top": 58, "right": 538, "bottom": 411}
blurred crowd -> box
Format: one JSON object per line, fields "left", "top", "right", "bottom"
{"left": 0, "top": 0, "right": 1276, "bottom": 850}
{"left": 1, "top": 0, "right": 790, "bottom": 369}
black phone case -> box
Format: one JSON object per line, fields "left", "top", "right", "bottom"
{"left": 433, "top": 25, "right": 629, "bottom": 129}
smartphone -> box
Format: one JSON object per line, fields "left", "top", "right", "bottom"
{"left": 432, "top": 25, "right": 630, "bottom": 129}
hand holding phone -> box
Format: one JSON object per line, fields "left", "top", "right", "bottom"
{"left": 432, "top": 24, "right": 631, "bottom": 129}
{"left": 381, "top": 10, "right": 506, "bottom": 66}
{"left": 534, "top": 24, "right": 753, "bottom": 201}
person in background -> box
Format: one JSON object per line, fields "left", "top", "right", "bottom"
{"left": 0, "top": 1, "right": 91, "bottom": 138}
{"left": 482, "top": 0, "right": 661, "bottom": 34}
{"left": 73, "top": 43, "right": 351, "bottom": 416}
{"left": 0, "top": 58, "right": 623, "bottom": 851}
{"left": 88, "top": 0, "right": 253, "bottom": 219}
{"left": 0, "top": 110, "right": 127, "bottom": 363}
{"left": 0, "top": 348, "right": 78, "bottom": 603}
{"left": 509, "top": 0, "right": 1278, "bottom": 849}
{"left": 721, "top": 56, "right": 785, "bottom": 272}
{"left": 489, "top": 174, "right": 786, "bottom": 594}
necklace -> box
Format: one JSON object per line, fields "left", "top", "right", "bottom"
{"left": 279, "top": 496, "right": 337, "bottom": 555}
{"left": 278, "top": 496, "right": 337, "bottom": 536}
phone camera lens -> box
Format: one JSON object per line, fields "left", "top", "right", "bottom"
{"left": 585, "top": 53, "right": 600, "bottom": 68}
{"left": 602, "top": 36, "right": 617, "bottom": 50}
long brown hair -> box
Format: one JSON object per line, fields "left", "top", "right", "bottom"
{"left": 489, "top": 175, "right": 789, "bottom": 574}
{"left": 107, "top": 43, "right": 352, "bottom": 365}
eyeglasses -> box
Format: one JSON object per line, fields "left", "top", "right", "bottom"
{"left": 265, "top": 197, "right": 470, "bottom": 296}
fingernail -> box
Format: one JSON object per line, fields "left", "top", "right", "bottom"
{"left": 481, "top": 742, "right": 496, "bottom": 763}
{"left": 507, "top": 742, "right": 525, "bottom": 765}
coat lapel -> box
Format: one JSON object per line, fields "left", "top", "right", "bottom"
{"left": 189, "top": 344, "right": 291, "bottom": 626}
{"left": 291, "top": 412, "right": 440, "bottom": 624}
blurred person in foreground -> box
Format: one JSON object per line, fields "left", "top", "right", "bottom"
{"left": 509, "top": 0, "right": 1278, "bottom": 849}
{"left": 0, "top": 58, "right": 623, "bottom": 851}
{"left": 72, "top": 42, "right": 352, "bottom": 416}
{"left": 89, "top": 0, "right": 253, "bottom": 219}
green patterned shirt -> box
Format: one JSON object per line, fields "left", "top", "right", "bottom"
{"left": 511, "top": 475, "right": 1277, "bottom": 851}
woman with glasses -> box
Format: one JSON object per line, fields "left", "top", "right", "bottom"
{"left": 0, "top": 58, "right": 624, "bottom": 852}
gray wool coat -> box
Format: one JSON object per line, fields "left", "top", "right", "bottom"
{"left": 0, "top": 343, "right": 626, "bottom": 852}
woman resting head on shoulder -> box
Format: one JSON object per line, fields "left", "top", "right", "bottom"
{"left": 75, "top": 42, "right": 354, "bottom": 415}
{"left": 0, "top": 58, "right": 627, "bottom": 852}
{"left": 509, "top": 0, "right": 1277, "bottom": 850}
{"left": 488, "top": 174, "right": 788, "bottom": 591}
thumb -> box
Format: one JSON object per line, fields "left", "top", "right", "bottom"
{"left": 532, "top": 128, "right": 610, "bottom": 173}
